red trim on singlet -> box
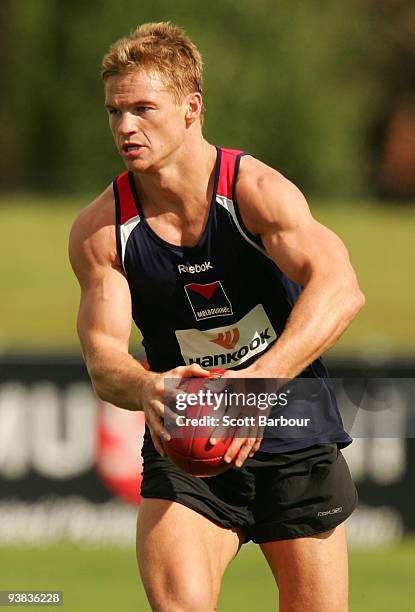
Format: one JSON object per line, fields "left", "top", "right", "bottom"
{"left": 116, "top": 171, "right": 138, "bottom": 224}
{"left": 117, "top": 148, "right": 242, "bottom": 223}
{"left": 216, "top": 148, "right": 243, "bottom": 199}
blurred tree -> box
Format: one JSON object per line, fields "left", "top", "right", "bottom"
{"left": 367, "top": 0, "right": 415, "bottom": 198}
{"left": 0, "top": 0, "right": 399, "bottom": 198}
{"left": 0, "top": 0, "right": 21, "bottom": 188}
{"left": 382, "top": 97, "right": 415, "bottom": 196}
{"left": 373, "top": 0, "right": 415, "bottom": 54}
{"left": 202, "top": 0, "right": 382, "bottom": 197}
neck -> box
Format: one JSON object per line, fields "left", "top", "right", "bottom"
{"left": 133, "top": 138, "right": 217, "bottom": 212}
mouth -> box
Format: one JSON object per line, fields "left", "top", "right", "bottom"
{"left": 121, "top": 143, "right": 145, "bottom": 158}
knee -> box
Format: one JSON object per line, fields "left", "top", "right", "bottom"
{"left": 143, "top": 575, "right": 218, "bottom": 612}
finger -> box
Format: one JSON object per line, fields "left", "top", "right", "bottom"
{"left": 234, "top": 438, "right": 257, "bottom": 467}
{"left": 181, "top": 364, "right": 211, "bottom": 378}
{"left": 209, "top": 431, "right": 227, "bottom": 445}
{"left": 215, "top": 406, "right": 249, "bottom": 449}
{"left": 205, "top": 377, "right": 228, "bottom": 394}
{"left": 149, "top": 429, "right": 167, "bottom": 457}
{"left": 157, "top": 422, "right": 171, "bottom": 442}
{"left": 161, "top": 378, "right": 192, "bottom": 405}
{"left": 147, "top": 398, "right": 166, "bottom": 420}
{"left": 209, "top": 422, "right": 229, "bottom": 445}
{"left": 169, "top": 386, "right": 189, "bottom": 401}
{"left": 147, "top": 409, "right": 171, "bottom": 442}
{"left": 163, "top": 365, "right": 209, "bottom": 396}
{"left": 163, "top": 404, "right": 178, "bottom": 423}
{"left": 164, "top": 384, "right": 183, "bottom": 403}
{"left": 248, "top": 438, "right": 263, "bottom": 457}
{"left": 247, "top": 423, "right": 263, "bottom": 457}
{"left": 209, "top": 411, "right": 237, "bottom": 445}
{"left": 223, "top": 438, "right": 246, "bottom": 465}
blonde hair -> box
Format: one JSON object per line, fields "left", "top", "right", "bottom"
{"left": 101, "top": 22, "right": 204, "bottom": 110}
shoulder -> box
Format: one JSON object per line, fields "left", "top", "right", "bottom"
{"left": 69, "top": 183, "right": 121, "bottom": 280}
{"left": 236, "top": 155, "right": 313, "bottom": 235}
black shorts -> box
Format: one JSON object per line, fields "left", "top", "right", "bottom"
{"left": 140, "top": 443, "right": 358, "bottom": 543}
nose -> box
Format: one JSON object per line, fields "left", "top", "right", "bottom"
{"left": 117, "top": 112, "right": 137, "bottom": 136}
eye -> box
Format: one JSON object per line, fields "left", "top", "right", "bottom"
{"left": 134, "top": 106, "right": 151, "bottom": 114}
{"left": 107, "top": 108, "right": 120, "bottom": 116}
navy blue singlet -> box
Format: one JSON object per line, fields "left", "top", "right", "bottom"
{"left": 113, "top": 147, "right": 352, "bottom": 453}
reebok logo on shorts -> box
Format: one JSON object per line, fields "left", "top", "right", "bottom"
{"left": 317, "top": 506, "right": 343, "bottom": 517}
{"left": 175, "top": 304, "right": 277, "bottom": 368}
{"left": 184, "top": 281, "right": 232, "bottom": 321}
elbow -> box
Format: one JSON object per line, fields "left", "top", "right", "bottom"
{"left": 353, "top": 286, "right": 365, "bottom": 314}
{"left": 345, "top": 285, "right": 365, "bottom": 320}
{"left": 86, "top": 361, "right": 110, "bottom": 403}
{"left": 90, "top": 378, "right": 108, "bottom": 402}
{"left": 357, "top": 288, "right": 366, "bottom": 312}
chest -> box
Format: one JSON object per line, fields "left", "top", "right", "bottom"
{"left": 142, "top": 205, "right": 210, "bottom": 248}
{"left": 124, "top": 217, "right": 261, "bottom": 309}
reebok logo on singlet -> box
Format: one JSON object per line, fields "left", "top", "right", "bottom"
{"left": 175, "top": 304, "right": 277, "bottom": 368}
{"left": 184, "top": 281, "right": 233, "bottom": 321}
{"left": 178, "top": 261, "right": 213, "bottom": 274}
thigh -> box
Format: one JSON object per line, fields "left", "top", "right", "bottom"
{"left": 260, "top": 523, "right": 349, "bottom": 612}
{"left": 136, "top": 498, "right": 243, "bottom": 612}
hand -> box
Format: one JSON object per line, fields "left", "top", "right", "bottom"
{"left": 139, "top": 363, "right": 210, "bottom": 456}
{"left": 208, "top": 368, "right": 272, "bottom": 468}
{"left": 220, "top": 405, "right": 265, "bottom": 468}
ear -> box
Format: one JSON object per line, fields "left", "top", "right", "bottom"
{"left": 185, "top": 92, "right": 203, "bottom": 124}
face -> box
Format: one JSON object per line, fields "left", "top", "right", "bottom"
{"left": 105, "top": 69, "right": 191, "bottom": 173}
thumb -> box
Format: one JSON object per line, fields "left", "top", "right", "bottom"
{"left": 184, "top": 363, "right": 211, "bottom": 378}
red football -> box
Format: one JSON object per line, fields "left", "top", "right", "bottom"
{"left": 162, "top": 369, "right": 234, "bottom": 477}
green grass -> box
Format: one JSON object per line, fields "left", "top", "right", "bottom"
{"left": 0, "top": 196, "right": 84, "bottom": 352}
{"left": 0, "top": 196, "right": 414, "bottom": 355}
{"left": 0, "top": 539, "right": 414, "bottom": 611}
{"left": 348, "top": 539, "right": 415, "bottom": 611}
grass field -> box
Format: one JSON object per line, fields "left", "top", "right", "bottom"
{"left": 1, "top": 538, "right": 414, "bottom": 611}
{"left": 0, "top": 196, "right": 414, "bottom": 355}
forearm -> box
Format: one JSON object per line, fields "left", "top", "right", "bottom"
{"left": 251, "top": 275, "right": 364, "bottom": 378}
{"left": 84, "top": 345, "right": 153, "bottom": 411}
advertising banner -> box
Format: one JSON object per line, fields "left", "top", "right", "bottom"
{"left": 0, "top": 355, "right": 413, "bottom": 547}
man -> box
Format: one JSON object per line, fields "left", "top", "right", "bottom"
{"left": 69, "top": 22, "right": 365, "bottom": 612}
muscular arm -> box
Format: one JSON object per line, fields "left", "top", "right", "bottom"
{"left": 236, "top": 157, "right": 365, "bottom": 379}
{"left": 68, "top": 187, "right": 149, "bottom": 410}
{"left": 69, "top": 187, "right": 208, "bottom": 454}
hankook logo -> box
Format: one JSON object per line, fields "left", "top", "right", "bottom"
{"left": 190, "top": 328, "right": 272, "bottom": 368}
{"left": 211, "top": 329, "right": 240, "bottom": 349}
{"left": 178, "top": 261, "right": 213, "bottom": 274}
{"left": 175, "top": 304, "right": 278, "bottom": 369}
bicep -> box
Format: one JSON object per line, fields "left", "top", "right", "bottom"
{"left": 262, "top": 218, "right": 352, "bottom": 286}
{"left": 68, "top": 204, "right": 132, "bottom": 360}
{"left": 236, "top": 159, "right": 353, "bottom": 285}
{"left": 76, "top": 264, "right": 132, "bottom": 358}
